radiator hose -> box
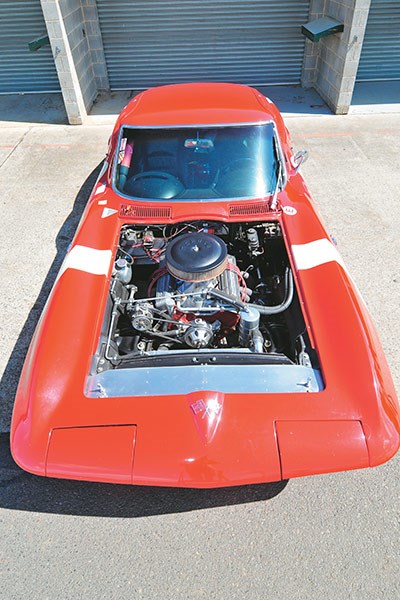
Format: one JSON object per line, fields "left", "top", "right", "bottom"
{"left": 248, "top": 267, "right": 294, "bottom": 315}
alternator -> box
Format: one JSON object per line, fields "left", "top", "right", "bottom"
{"left": 129, "top": 302, "right": 153, "bottom": 332}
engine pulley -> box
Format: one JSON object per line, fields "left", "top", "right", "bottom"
{"left": 183, "top": 319, "right": 214, "bottom": 348}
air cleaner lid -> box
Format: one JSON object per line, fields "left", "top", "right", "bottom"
{"left": 166, "top": 232, "right": 227, "bottom": 282}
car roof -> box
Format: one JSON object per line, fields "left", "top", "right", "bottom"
{"left": 118, "top": 82, "right": 281, "bottom": 127}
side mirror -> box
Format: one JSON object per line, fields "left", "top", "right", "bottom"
{"left": 293, "top": 149, "right": 308, "bottom": 172}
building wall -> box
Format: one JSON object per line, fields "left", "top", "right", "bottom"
{"left": 81, "top": 0, "right": 109, "bottom": 92}
{"left": 40, "top": 0, "right": 374, "bottom": 122}
{"left": 60, "top": 0, "right": 96, "bottom": 110}
{"left": 41, "top": 0, "right": 108, "bottom": 124}
{"left": 302, "top": 0, "right": 371, "bottom": 114}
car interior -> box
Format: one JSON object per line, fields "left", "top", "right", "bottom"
{"left": 116, "top": 124, "right": 279, "bottom": 200}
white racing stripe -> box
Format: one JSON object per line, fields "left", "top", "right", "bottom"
{"left": 292, "top": 238, "right": 371, "bottom": 313}
{"left": 94, "top": 183, "right": 106, "bottom": 195}
{"left": 57, "top": 245, "right": 112, "bottom": 281}
{"left": 292, "top": 238, "right": 345, "bottom": 271}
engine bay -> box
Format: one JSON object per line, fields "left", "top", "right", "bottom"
{"left": 92, "top": 220, "right": 318, "bottom": 372}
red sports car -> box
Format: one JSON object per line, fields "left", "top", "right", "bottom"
{"left": 11, "top": 83, "right": 400, "bottom": 487}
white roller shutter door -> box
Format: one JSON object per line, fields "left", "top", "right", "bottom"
{"left": 0, "top": 0, "right": 60, "bottom": 93}
{"left": 97, "top": 0, "right": 310, "bottom": 89}
{"left": 357, "top": 0, "right": 400, "bottom": 81}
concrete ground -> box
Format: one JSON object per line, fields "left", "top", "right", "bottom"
{"left": 0, "top": 109, "right": 399, "bottom": 599}
{"left": 1, "top": 82, "right": 397, "bottom": 128}
{"left": 90, "top": 85, "right": 332, "bottom": 121}
{"left": 350, "top": 81, "right": 400, "bottom": 115}
{"left": 0, "top": 85, "right": 331, "bottom": 128}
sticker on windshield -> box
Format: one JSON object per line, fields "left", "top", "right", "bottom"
{"left": 118, "top": 138, "right": 127, "bottom": 163}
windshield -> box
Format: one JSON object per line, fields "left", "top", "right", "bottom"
{"left": 115, "top": 124, "right": 280, "bottom": 200}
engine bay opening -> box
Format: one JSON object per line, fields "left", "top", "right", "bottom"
{"left": 91, "top": 220, "right": 320, "bottom": 374}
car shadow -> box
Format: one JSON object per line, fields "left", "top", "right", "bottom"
{"left": 0, "top": 163, "right": 103, "bottom": 432}
{"left": 0, "top": 163, "right": 289, "bottom": 516}
{"left": 0, "top": 433, "right": 288, "bottom": 517}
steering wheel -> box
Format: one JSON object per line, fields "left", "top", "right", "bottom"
{"left": 125, "top": 170, "right": 185, "bottom": 200}
{"left": 130, "top": 171, "right": 182, "bottom": 185}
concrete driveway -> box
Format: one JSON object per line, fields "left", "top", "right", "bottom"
{"left": 0, "top": 110, "right": 399, "bottom": 599}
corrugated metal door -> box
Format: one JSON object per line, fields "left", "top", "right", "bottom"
{"left": 97, "top": 0, "right": 309, "bottom": 89}
{"left": 0, "top": 0, "right": 60, "bottom": 93}
{"left": 357, "top": 0, "right": 400, "bottom": 81}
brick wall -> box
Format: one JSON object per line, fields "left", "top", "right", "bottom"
{"left": 59, "top": 0, "right": 96, "bottom": 110}
{"left": 302, "top": 0, "right": 371, "bottom": 114}
{"left": 81, "top": 0, "right": 109, "bottom": 91}
{"left": 41, "top": 0, "right": 109, "bottom": 124}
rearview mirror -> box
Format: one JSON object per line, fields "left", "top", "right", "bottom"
{"left": 184, "top": 138, "right": 214, "bottom": 151}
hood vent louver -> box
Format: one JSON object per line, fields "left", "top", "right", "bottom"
{"left": 229, "top": 202, "right": 271, "bottom": 217}
{"left": 120, "top": 204, "right": 172, "bottom": 220}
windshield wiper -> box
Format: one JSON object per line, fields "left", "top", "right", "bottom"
{"left": 270, "top": 137, "right": 282, "bottom": 210}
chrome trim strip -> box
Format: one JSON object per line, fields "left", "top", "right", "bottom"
{"left": 86, "top": 365, "right": 323, "bottom": 398}
{"left": 119, "top": 121, "right": 275, "bottom": 129}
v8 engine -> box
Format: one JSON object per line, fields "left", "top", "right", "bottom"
{"left": 94, "top": 220, "right": 314, "bottom": 371}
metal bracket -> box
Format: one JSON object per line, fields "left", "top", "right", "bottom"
{"left": 28, "top": 35, "right": 50, "bottom": 52}
{"left": 301, "top": 18, "right": 344, "bottom": 43}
